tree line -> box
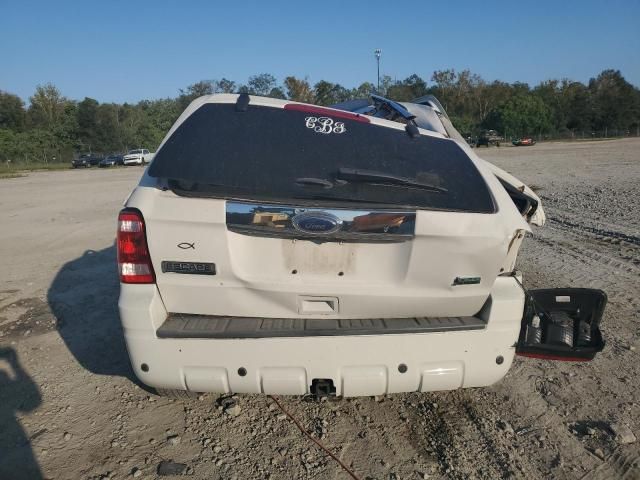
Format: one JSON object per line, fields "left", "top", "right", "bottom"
{"left": 1, "top": 69, "right": 639, "bottom": 164}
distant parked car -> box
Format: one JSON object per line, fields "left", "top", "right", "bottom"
{"left": 99, "top": 154, "right": 124, "bottom": 167}
{"left": 462, "top": 133, "right": 476, "bottom": 147}
{"left": 123, "top": 149, "right": 154, "bottom": 166}
{"left": 476, "top": 130, "right": 503, "bottom": 147}
{"left": 512, "top": 137, "right": 536, "bottom": 147}
{"left": 72, "top": 153, "right": 103, "bottom": 168}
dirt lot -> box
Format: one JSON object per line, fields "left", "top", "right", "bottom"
{"left": 1, "top": 140, "right": 639, "bottom": 480}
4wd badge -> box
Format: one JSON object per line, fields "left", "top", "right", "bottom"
{"left": 305, "top": 116, "right": 346, "bottom": 134}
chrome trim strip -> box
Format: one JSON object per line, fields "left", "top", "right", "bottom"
{"left": 226, "top": 201, "right": 415, "bottom": 242}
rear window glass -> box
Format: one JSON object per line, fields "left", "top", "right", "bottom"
{"left": 148, "top": 103, "right": 495, "bottom": 213}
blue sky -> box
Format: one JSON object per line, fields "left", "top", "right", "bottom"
{"left": 1, "top": 0, "right": 639, "bottom": 103}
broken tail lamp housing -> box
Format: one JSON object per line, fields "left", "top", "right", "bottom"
{"left": 117, "top": 208, "right": 155, "bottom": 284}
{"left": 516, "top": 288, "right": 606, "bottom": 361}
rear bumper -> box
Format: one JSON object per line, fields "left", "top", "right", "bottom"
{"left": 118, "top": 276, "right": 524, "bottom": 396}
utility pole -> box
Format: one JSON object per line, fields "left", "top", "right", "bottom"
{"left": 374, "top": 49, "right": 381, "bottom": 92}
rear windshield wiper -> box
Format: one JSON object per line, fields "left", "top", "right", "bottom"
{"left": 295, "top": 177, "right": 334, "bottom": 188}
{"left": 336, "top": 168, "right": 448, "bottom": 193}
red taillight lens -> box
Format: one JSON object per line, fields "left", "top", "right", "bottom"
{"left": 117, "top": 209, "right": 155, "bottom": 284}
{"left": 516, "top": 352, "right": 590, "bottom": 362}
{"left": 283, "top": 103, "right": 370, "bottom": 123}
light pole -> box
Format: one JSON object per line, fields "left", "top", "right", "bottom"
{"left": 374, "top": 49, "right": 381, "bottom": 92}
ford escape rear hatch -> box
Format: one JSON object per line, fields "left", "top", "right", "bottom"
{"left": 143, "top": 96, "right": 524, "bottom": 320}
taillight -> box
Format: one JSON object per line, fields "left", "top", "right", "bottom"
{"left": 117, "top": 208, "right": 155, "bottom": 284}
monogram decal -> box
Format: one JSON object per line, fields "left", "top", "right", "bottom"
{"left": 304, "top": 116, "right": 346, "bottom": 134}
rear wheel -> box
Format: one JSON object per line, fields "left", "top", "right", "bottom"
{"left": 155, "top": 388, "right": 198, "bottom": 400}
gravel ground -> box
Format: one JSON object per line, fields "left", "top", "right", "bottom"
{"left": 0, "top": 139, "right": 638, "bottom": 480}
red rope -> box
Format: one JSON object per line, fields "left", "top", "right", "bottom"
{"left": 268, "top": 395, "right": 362, "bottom": 480}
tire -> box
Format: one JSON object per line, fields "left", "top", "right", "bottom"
{"left": 155, "top": 388, "right": 198, "bottom": 400}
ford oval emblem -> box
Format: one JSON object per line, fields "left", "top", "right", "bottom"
{"left": 292, "top": 211, "right": 343, "bottom": 235}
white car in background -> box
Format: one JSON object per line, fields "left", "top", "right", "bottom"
{"left": 117, "top": 94, "right": 606, "bottom": 399}
{"left": 123, "top": 149, "right": 154, "bottom": 165}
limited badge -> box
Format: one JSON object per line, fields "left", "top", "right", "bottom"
{"left": 305, "top": 116, "right": 346, "bottom": 134}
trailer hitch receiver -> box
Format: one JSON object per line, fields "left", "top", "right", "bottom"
{"left": 310, "top": 378, "right": 336, "bottom": 398}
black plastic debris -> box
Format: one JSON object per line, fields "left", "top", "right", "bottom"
{"left": 157, "top": 460, "right": 188, "bottom": 476}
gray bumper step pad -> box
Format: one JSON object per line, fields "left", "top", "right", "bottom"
{"left": 157, "top": 314, "right": 486, "bottom": 339}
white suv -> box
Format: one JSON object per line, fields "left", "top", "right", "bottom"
{"left": 123, "top": 149, "right": 153, "bottom": 166}
{"left": 117, "top": 94, "right": 606, "bottom": 398}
